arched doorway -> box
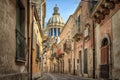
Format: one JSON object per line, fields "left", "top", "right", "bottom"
{"left": 100, "top": 38, "right": 110, "bottom": 79}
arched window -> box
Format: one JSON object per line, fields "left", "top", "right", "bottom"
{"left": 100, "top": 38, "right": 109, "bottom": 78}
{"left": 102, "top": 38, "right": 108, "bottom": 47}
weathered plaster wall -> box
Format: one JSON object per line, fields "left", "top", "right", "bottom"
{"left": 95, "top": 17, "right": 112, "bottom": 79}
{"left": 0, "top": 0, "right": 28, "bottom": 79}
{"left": 112, "top": 9, "right": 120, "bottom": 79}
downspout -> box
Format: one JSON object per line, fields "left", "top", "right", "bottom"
{"left": 30, "top": 4, "right": 35, "bottom": 80}
{"left": 93, "top": 20, "right": 95, "bottom": 79}
{"left": 40, "top": 0, "right": 46, "bottom": 76}
{"left": 73, "top": 40, "right": 76, "bottom": 75}
{"left": 40, "top": 0, "right": 46, "bottom": 29}
{"left": 27, "top": 0, "right": 30, "bottom": 79}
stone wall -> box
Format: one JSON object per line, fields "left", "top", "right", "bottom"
{"left": 112, "top": 9, "right": 120, "bottom": 79}
{"left": 79, "top": 1, "right": 94, "bottom": 78}
{"left": 0, "top": 73, "right": 28, "bottom": 80}
{"left": 0, "top": 0, "right": 28, "bottom": 79}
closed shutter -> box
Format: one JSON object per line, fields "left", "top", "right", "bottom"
{"left": 101, "top": 45, "right": 109, "bottom": 64}
{"left": 16, "top": 2, "right": 26, "bottom": 61}
{"left": 16, "top": 4, "right": 21, "bottom": 58}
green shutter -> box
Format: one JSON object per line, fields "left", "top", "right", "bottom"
{"left": 17, "top": 4, "right": 21, "bottom": 32}
{"left": 16, "top": 3, "right": 26, "bottom": 61}
{"left": 84, "top": 49, "right": 88, "bottom": 73}
{"left": 16, "top": 4, "right": 21, "bottom": 58}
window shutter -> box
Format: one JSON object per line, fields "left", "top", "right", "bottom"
{"left": 16, "top": 2, "right": 26, "bottom": 62}
{"left": 101, "top": 45, "right": 109, "bottom": 64}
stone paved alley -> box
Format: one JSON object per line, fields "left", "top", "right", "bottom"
{"left": 38, "top": 73, "right": 97, "bottom": 80}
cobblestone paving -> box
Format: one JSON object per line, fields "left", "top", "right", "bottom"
{"left": 38, "top": 73, "right": 52, "bottom": 80}
{"left": 37, "top": 73, "right": 97, "bottom": 80}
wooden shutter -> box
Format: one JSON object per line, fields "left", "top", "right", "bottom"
{"left": 101, "top": 45, "right": 109, "bottom": 64}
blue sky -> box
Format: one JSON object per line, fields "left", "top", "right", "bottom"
{"left": 45, "top": 0, "right": 81, "bottom": 26}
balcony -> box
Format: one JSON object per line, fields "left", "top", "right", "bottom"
{"left": 92, "top": 0, "right": 120, "bottom": 24}
{"left": 42, "top": 39, "right": 50, "bottom": 54}
{"left": 63, "top": 39, "right": 72, "bottom": 53}
{"left": 36, "top": 56, "right": 41, "bottom": 62}
{"left": 71, "top": 24, "right": 82, "bottom": 42}
{"left": 57, "top": 53, "right": 64, "bottom": 58}
{"left": 49, "top": 53, "right": 56, "bottom": 61}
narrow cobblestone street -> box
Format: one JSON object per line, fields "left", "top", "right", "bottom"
{"left": 1, "top": 0, "right": 120, "bottom": 80}
{"left": 38, "top": 73, "right": 96, "bottom": 80}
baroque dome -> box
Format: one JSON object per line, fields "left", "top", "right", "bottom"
{"left": 47, "top": 5, "right": 64, "bottom": 27}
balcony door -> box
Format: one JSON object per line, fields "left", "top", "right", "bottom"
{"left": 100, "top": 38, "right": 109, "bottom": 78}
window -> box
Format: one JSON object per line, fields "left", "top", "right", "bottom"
{"left": 84, "top": 24, "right": 90, "bottom": 39}
{"left": 84, "top": 28, "right": 89, "bottom": 37}
{"left": 49, "top": 29, "right": 51, "bottom": 36}
{"left": 54, "top": 28, "right": 56, "bottom": 36}
{"left": 90, "top": 1, "right": 98, "bottom": 13}
{"left": 84, "top": 49, "right": 88, "bottom": 73}
{"left": 78, "top": 15, "right": 80, "bottom": 32}
{"left": 58, "top": 28, "right": 60, "bottom": 36}
{"left": 51, "top": 28, "right": 53, "bottom": 36}
{"left": 101, "top": 38, "right": 109, "bottom": 64}
{"left": 16, "top": 1, "right": 26, "bottom": 62}
{"left": 36, "top": 44, "right": 40, "bottom": 62}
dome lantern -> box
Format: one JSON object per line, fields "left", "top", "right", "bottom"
{"left": 53, "top": 4, "right": 60, "bottom": 15}
{"left": 47, "top": 4, "right": 64, "bottom": 27}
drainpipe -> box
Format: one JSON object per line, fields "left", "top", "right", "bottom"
{"left": 40, "top": 0, "right": 46, "bottom": 29}
{"left": 41, "top": 52, "right": 43, "bottom": 76}
{"left": 73, "top": 40, "right": 76, "bottom": 75}
{"left": 27, "top": 0, "right": 30, "bottom": 79}
{"left": 30, "top": 3, "right": 35, "bottom": 80}
{"left": 93, "top": 21, "right": 95, "bottom": 79}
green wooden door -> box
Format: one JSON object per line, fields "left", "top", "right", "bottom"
{"left": 84, "top": 49, "right": 88, "bottom": 73}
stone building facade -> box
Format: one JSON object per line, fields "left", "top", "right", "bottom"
{"left": 72, "top": 1, "right": 96, "bottom": 78}
{"left": 31, "top": 5, "right": 44, "bottom": 79}
{"left": 42, "top": 5, "right": 64, "bottom": 73}
{"left": 0, "top": 0, "right": 46, "bottom": 80}
{"left": 0, "top": 0, "right": 28, "bottom": 80}
{"left": 59, "top": 15, "right": 73, "bottom": 74}
{"left": 28, "top": 0, "right": 46, "bottom": 79}
{"left": 91, "top": 0, "right": 120, "bottom": 79}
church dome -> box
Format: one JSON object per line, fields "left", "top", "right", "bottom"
{"left": 47, "top": 5, "right": 64, "bottom": 27}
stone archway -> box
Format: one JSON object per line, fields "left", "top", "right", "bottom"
{"left": 100, "top": 34, "right": 111, "bottom": 79}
